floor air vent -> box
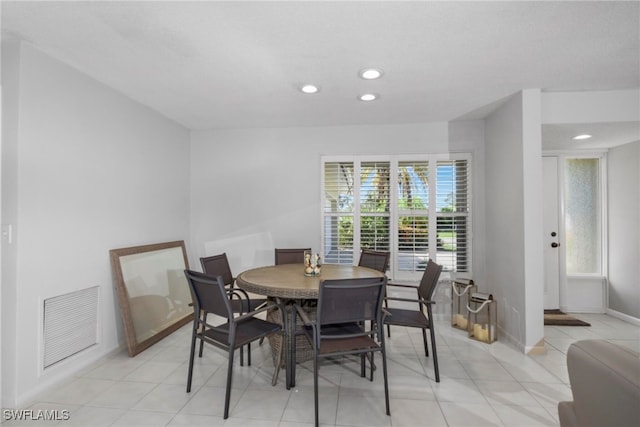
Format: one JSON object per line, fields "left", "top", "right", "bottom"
{"left": 43, "top": 286, "right": 99, "bottom": 368}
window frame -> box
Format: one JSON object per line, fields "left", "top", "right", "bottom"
{"left": 322, "top": 153, "right": 472, "bottom": 280}
{"left": 557, "top": 152, "right": 607, "bottom": 278}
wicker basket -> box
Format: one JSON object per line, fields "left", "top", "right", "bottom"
{"left": 266, "top": 305, "right": 316, "bottom": 367}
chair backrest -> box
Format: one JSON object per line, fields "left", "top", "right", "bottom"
{"left": 274, "top": 248, "right": 311, "bottom": 265}
{"left": 184, "top": 269, "right": 234, "bottom": 320}
{"left": 418, "top": 259, "right": 443, "bottom": 301}
{"left": 316, "top": 277, "right": 387, "bottom": 328}
{"left": 358, "top": 249, "right": 390, "bottom": 273}
{"left": 200, "top": 253, "right": 234, "bottom": 286}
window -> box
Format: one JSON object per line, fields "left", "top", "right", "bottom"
{"left": 397, "top": 160, "right": 429, "bottom": 273}
{"left": 322, "top": 155, "right": 471, "bottom": 278}
{"left": 323, "top": 161, "right": 355, "bottom": 264}
{"left": 435, "top": 160, "right": 470, "bottom": 273}
{"left": 564, "top": 158, "right": 601, "bottom": 275}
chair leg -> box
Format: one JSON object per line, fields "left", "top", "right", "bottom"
{"left": 239, "top": 345, "right": 244, "bottom": 367}
{"left": 247, "top": 342, "right": 252, "bottom": 366}
{"left": 427, "top": 307, "right": 440, "bottom": 382}
{"left": 381, "top": 347, "right": 391, "bottom": 416}
{"left": 365, "top": 353, "right": 377, "bottom": 372}
{"left": 360, "top": 353, "right": 366, "bottom": 378}
{"left": 186, "top": 329, "right": 198, "bottom": 393}
{"left": 199, "top": 313, "right": 207, "bottom": 357}
{"left": 224, "top": 347, "right": 235, "bottom": 419}
{"left": 429, "top": 328, "right": 440, "bottom": 382}
{"left": 313, "top": 353, "right": 319, "bottom": 427}
{"left": 198, "top": 338, "right": 205, "bottom": 358}
{"left": 422, "top": 328, "right": 429, "bottom": 357}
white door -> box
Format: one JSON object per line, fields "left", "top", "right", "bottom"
{"left": 543, "top": 157, "right": 561, "bottom": 309}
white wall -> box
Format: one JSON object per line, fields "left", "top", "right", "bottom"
{"left": 189, "top": 123, "right": 485, "bottom": 271}
{"left": 608, "top": 141, "right": 640, "bottom": 319}
{"left": 484, "top": 90, "right": 544, "bottom": 352}
{"left": 542, "top": 89, "right": 640, "bottom": 124}
{"left": 1, "top": 42, "right": 191, "bottom": 408}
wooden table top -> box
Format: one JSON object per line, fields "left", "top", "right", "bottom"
{"left": 236, "top": 263, "right": 384, "bottom": 299}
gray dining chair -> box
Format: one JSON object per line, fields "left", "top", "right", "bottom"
{"left": 274, "top": 248, "right": 311, "bottom": 265}
{"left": 358, "top": 249, "right": 390, "bottom": 273}
{"left": 184, "top": 269, "right": 284, "bottom": 419}
{"left": 383, "top": 259, "right": 443, "bottom": 382}
{"left": 294, "top": 276, "right": 390, "bottom": 427}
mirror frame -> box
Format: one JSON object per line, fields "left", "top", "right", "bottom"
{"left": 110, "top": 240, "right": 193, "bottom": 357}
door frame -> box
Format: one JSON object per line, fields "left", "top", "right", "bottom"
{"left": 542, "top": 151, "right": 608, "bottom": 312}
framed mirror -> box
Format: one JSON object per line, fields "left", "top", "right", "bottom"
{"left": 110, "top": 240, "right": 193, "bottom": 356}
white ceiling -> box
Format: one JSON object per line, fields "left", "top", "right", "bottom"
{"left": 2, "top": 1, "right": 639, "bottom": 148}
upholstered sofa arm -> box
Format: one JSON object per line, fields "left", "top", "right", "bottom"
{"left": 558, "top": 339, "right": 640, "bottom": 427}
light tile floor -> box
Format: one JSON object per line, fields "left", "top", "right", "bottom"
{"left": 4, "top": 313, "right": 639, "bottom": 427}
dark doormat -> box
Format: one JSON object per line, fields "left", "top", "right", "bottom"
{"left": 544, "top": 309, "right": 591, "bottom": 326}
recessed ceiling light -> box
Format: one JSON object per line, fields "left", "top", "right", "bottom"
{"left": 359, "top": 68, "right": 383, "bottom": 80}
{"left": 572, "top": 134, "right": 592, "bottom": 140}
{"left": 300, "top": 84, "right": 319, "bottom": 94}
{"left": 359, "top": 93, "right": 378, "bottom": 101}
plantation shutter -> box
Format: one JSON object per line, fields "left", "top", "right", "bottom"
{"left": 360, "top": 161, "right": 390, "bottom": 253}
{"left": 397, "top": 161, "right": 430, "bottom": 273}
{"left": 436, "top": 159, "right": 470, "bottom": 272}
{"left": 323, "top": 161, "right": 355, "bottom": 264}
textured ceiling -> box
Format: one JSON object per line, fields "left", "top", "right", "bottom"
{"left": 2, "top": 1, "right": 639, "bottom": 147}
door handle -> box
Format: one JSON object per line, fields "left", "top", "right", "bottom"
{"left": 551, "top": 242, "right": 560, "bottom": 248}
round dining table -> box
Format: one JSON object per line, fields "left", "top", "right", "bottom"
{"left": 236, "top": 263, "right": 384, "bottom": 299}
{"left": 236, "top": 263, "right": 385, "bottom": 388}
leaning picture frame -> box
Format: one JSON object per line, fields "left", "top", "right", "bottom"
{"left": 110, "top": 240, "right": 193, "bottom": 357}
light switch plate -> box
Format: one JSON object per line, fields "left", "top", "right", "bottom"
{"left": 2, "top": 224, "right": 12, "bottom": 244}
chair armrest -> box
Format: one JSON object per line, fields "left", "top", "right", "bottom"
{"left": 233, "top": 301, "right": 278, "bottom": 322}
{"left": 385, "top": 296, "right": 435, "bottom": 305}
{"left": 228, "top": 287, "right": 250, "bottom": 300}
{"left": 387, "top": 281, "right": 419, "bottom": 289}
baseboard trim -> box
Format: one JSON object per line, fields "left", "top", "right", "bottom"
{"left": 606, "top": 308, "right": 640, "bottom": 326}
{"left": 526, "top": 338, "right": 547, "bottom": 355}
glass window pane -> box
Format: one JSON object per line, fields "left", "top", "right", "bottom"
{"left": 564, "top": 158, "right": 601, "bottom": 274}
{"left": 436, "top": 160, "right": 469, "bottom": 213}
{"left": 323, "top": 215, "right": 353, "bottom": 264}
{"left": 361, "top": 162, "right": 390, "bottom": 212}
{"left": 398, "top": 162, "right": 429, "bottom": 210}
{"left": 397, "top": 215, "right": 429, "bottom": 272}
{"left": 360, "top": 215, "right": 390, "bottom": 252}
{"left": 323, "top": 162, "right": 355, "bottom": 264}
{"left": 324, "top": 162, "right": 354, "bottom": 213}
{"left": 360, "top": 162, "right": 391, "bottom": 252}
{"left": 436, "top": 216, "right": 469, "bottom": 272}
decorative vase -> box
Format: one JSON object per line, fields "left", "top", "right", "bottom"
{"left": 304, "top": 250, "right": 321, "bottom": 276}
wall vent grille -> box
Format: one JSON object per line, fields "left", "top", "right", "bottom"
{"left": 43, "top": 286, "right": 99, "bottom": 369}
